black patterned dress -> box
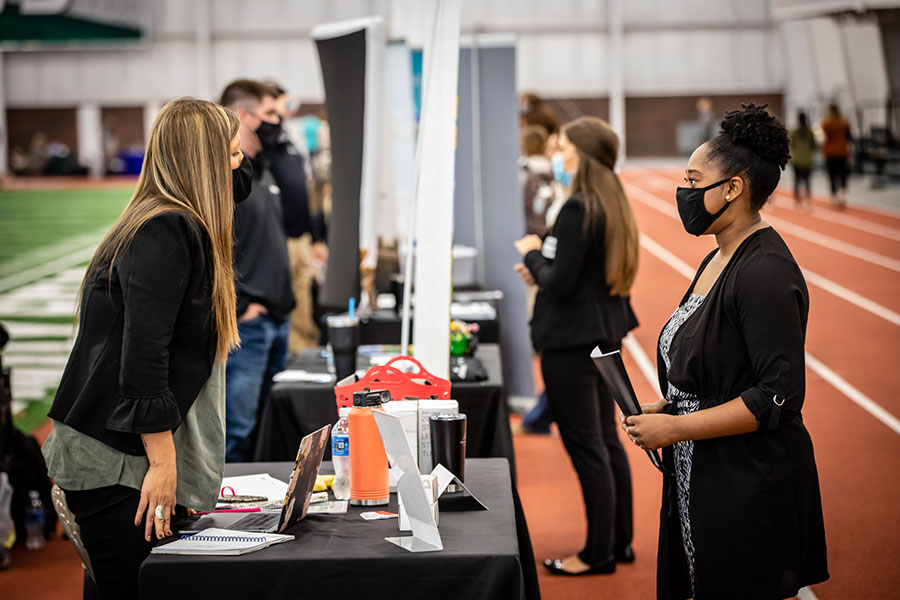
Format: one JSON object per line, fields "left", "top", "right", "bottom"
{"left": 658, "top": 293, "right": 705, "bottom": 593}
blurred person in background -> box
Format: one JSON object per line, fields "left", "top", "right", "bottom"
{"left": 789, "top": 111, "right": 816, "bottom": 210}
{"left": 520, "top": 125, "right": 554, "bottom": 236}
{"left": 26, "top": 131, "right": 50, "bottom": 175}
{"left": 42, "top": 97, "right": 244, "bottom": 598}
{"left": 521, "top": 92, "right": 561, "bottom": 136}
{"left": 821, "top": 103, "right": 852, "bottom": 208}
{"left": 219, "top": 80, "right": 297, "bottom": 462}
{"left": 514, "top": 116, "right": 639, "bottom": 576}
{"left": 623, "top": 104, "right": 828, "bottom": 599}
{"left": 516, "top": 124, "right": 555, "bottom": 435}
{"left": 262, "top": 80, "right": 329, "bottom": 354}
{"left": 696, "top": 97, "right": 717, "bottom": 145}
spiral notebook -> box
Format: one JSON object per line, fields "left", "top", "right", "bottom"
{"left": 151, "top": 528, "right": 294, "bottom": 556}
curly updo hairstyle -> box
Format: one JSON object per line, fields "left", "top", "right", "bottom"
{"left": 705, "top": 103, "right": 791, "bottom": 211}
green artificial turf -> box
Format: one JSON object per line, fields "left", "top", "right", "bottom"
{"left": 0, "top": 187, "right": 131, "bottom": 268}
{"left": 13, "top": 393, "right": 54, "bottom": 435}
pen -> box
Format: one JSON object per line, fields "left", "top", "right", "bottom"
{"left": 196, "top": 507, "right": 262, "bottom": 515}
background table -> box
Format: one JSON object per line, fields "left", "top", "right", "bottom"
{"left": 357, "top": 307, "right": 500, "bottom": 345}
{"left": 254, "top": 344, "right": 515, "bottom": 474}
{"left": 142, "top": 459, "right": 529, "bottom": 600}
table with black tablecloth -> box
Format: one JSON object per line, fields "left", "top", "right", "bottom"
{"left": 141, "top": 459, "right": 528, "bottom": 600}
{"left": 254, "top": 344, "right": 514, "bottom": 474}
{"left": 358, "top": 307, "right": 500, "bottom": 345}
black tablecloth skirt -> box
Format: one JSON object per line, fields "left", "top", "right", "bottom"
{"left": 140, "top": 459, "right": 536, "bottom": 600}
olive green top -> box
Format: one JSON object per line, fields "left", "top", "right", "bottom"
{"left": 790, "top": 127, "right": 817, "bottom": 169}
{"left": 42, "top": 355, "right": 226, "bottom": 512}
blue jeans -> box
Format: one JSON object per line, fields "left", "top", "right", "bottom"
{"left": 225, "top": 314, "right": 289, "bottom": 462}
{"left": 522, "top": 390, "right": 554, "bottom": 433}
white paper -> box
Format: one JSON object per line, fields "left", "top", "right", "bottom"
{"left": 307, "top": 501, "right": 348, "bottom": 515}
{"left": 373, "top": 411, "right": 443, "bottom": 552}
{"left": 450, "top": 301, "right": 497, "bottom": 321}
{"left": 272, "top": 370, "right": 335, "bottom": 384}
{"left": 219, "top": 474, "right": 288, "bottom": 503}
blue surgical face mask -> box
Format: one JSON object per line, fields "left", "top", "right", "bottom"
{"left": 551, "top": 154, "right": 573, "bottom": 188}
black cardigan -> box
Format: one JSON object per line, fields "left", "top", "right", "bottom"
{"left": 48, "top": 211, "right": 217, "bottom": 456}
{"left": 656, "top": 227, "right": 828, "bottom": 599}
{"left": 525, "top": 194, "right": 638, "bottom": 352}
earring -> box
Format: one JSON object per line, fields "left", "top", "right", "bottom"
{"left": 725, "top": 195, "right": 730, "bottom": 200}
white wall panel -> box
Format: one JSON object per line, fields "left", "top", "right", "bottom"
{"left": 841, "top": 20, "right": 889, "bottom": 104}
{"left": 152, "top": 0, "right": 195, "bottom": 36}
{"left": 6, "top": 54, "right": 43, "bottom": 106}
{"left": 5, "top": 0, "right": 790, "bottom": 108}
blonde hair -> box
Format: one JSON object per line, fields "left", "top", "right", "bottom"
{"left": 562, "top": 116, "right": 639, "bottom": 297}
{"left": 80, "top": 97, "right": 240, "bottom": 358}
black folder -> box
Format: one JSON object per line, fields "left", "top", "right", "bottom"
{"left": 591, "top": 347, "right": 664, "bottom": 473}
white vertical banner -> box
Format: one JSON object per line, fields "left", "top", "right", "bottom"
{"left": 411, "top": 0, "right": 461, "bottom": 379}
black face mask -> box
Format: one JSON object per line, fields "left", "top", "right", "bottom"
{"left": 232, "top": 155, "right": 254, "bottom": 204}
{"left": 675, "top": 177, "right": 733, "bottom": 236}
{"left": 255, "top": 118, "right": 282, "bottom": 149}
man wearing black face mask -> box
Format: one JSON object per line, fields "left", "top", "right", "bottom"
{"left": 259, "top": 81, "right": 327, "bottom": 354}
{"left": 219, "top": 80, "right": 297, "bottom": 462}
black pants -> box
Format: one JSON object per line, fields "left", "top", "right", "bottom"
{"left": 541, "top": 347, "right": 633, "bottom": 566}
{"left": 792, "top": 165, "right": 811, "bottom": 199}
{"left": 825, "top": 157, "right": 848, "bottom": 194}
{"left": 64, "top": 485, "right": 151, "bottom": 600}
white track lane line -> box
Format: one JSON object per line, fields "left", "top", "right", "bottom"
{"left": 636, "top": 228, "right": 900, "bottom": 438}
{"left": 636, "top": 173, "right": 900, "bottom": 274}
{"left": 622, "top": 333, "right": 662, "bottom": 399}
{"left": 769, "top": 192, "right": 900, "bottom": 242}
{"left": 625, "top": 184, "right": 900, "bottom": 328}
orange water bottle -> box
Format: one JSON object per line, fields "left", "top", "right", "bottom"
{"left": 349, "top": 390, "right": 391, "bottom": 506}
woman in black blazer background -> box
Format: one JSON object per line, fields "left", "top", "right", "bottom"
{"left": 624, "top": 104, "right": 828, "bottom": 599}
{"left": 514, "top": 116, "right": 640, "bottom": 576}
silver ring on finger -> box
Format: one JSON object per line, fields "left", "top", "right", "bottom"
{"left": 155, "top": 505, "right": 165, "bottom": 520}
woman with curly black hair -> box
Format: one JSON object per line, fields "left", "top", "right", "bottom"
{"left": 623, "top": 104, "right": 828, "bottom": 599}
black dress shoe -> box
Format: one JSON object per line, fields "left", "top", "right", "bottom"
{"left": 543, "top": 558, "right": 616, "bottom": 576}
{"left": 615, "top": 546, "right": 635, "bottom": 563}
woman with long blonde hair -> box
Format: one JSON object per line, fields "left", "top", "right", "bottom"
{"left": 514, "top": 116, "right": 640, "bottom": 575}
{"left": 42, "top": 97, "right": 250, "bottom": 599}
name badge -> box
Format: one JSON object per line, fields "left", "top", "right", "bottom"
{"left": 542, "top": 236, "right": 558, "bottom": 260}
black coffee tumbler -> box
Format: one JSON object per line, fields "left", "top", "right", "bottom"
{"left": 327, "top": 314, "right": 360, "bottom": 382}
{"left": 430, "top": 414, "right": 467, "bottom": 491}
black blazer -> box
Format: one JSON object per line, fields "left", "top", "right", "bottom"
{"left": 655, "top": 227, "right": 828, "bottom": 599}
{"left": 525, "top": 194, "right": 638, "bottom": 352}
{"left": 48, "top": 211, "right": 218, "bottom": 456}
